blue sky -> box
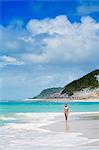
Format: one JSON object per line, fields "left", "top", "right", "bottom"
{"left": 0, "top": 0, "right": 99, "bottom": 100}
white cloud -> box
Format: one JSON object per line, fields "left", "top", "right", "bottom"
{"left": 1, "top": 55, "right": 18, "bottom": 63}
{"left": 0, "top": 55, "right": 24, "bottom": 67}
{"left": 27, "top": 15, "right": 72, "bottom": 36}
{"left": 0, "top": 15, "right": 99, "bottom": 66}
{"left": 23, "top": 16, "right": 99, "bottom": 64}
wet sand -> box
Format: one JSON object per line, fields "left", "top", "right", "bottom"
{"left": 0, "top": 112, "right": 99, "bottom": 150}
{"left": 42, "top": 112, "right": 99, "bottom": 146}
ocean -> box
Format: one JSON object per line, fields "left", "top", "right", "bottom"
{"left": 0, "top": 100, "right": 99, "bottom": 150}
{"left": 0, "top": 100, "right": 99, "bottom": 114}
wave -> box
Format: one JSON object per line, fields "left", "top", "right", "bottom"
{"left": 0, "top": 112, "right": 99, "bottom": 149}
{"left": 0, "top": 111, "right": 99, "bottom": 121}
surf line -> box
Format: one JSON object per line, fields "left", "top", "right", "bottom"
{"left": 75, "top": 139, "right": 99, "bottom": 146}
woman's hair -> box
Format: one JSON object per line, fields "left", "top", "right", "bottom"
{"left": 65, "top": 104, "right": 67, "bottom": 107}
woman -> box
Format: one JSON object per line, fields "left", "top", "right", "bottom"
{"left": 64, "top": 104, "right": 69, "bottom": 121}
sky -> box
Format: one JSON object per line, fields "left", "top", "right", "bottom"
{"left": 0, "top": 0, "right": 99, "bottom": 100}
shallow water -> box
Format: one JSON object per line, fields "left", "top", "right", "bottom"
{"left": 0, "top": 101, "right": 99, "bottom": 114}
{"left": 0, "top": 112, "right": 99, "bottom": 150}
{"left": 0, "top": 101, "right": 99, "bottom": 150}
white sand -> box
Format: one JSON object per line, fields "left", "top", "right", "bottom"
{"left": 0, "top": 112, "right": 99, "bottom": 150}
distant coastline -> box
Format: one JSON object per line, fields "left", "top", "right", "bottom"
{"left": 31, "top": 70, "right": 99, "bottom": 101}
{"left": 27, "top": 98, "right": 99, "bottom": 102}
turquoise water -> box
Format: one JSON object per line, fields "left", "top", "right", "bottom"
{"left": 0, "top": 100, "right": 99, "bottom": 149}
{"left": 0, "top": 100, "right": 99, "bottom": 114}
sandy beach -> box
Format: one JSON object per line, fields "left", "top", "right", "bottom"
{"left": 0, "top": 112, "right": 99, "bottom": 150}
{"left": 27, "top": 98, "right": 99, "bottom": 102}
{"left": 42, "top": 112, "right": 99, "bottom": 143}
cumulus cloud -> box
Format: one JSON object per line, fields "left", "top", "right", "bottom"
{"left": 0, "top": 15, "right": 99, "bottom": 67}
{"left": 27, "top": 15, "right": 71, "bottom": 35}
{"left": 24, "top": 15, "right": 99, "bottom": 64}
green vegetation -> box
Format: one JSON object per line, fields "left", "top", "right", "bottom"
{"left": 61, "top": 69, "right": 99, "bottom": 96}
{"left": 33, "top": 87, "right": 63, "bottom": 99}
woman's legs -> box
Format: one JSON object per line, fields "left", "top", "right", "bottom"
{"left": 65, "top": 113, "right": 67, "bottom": 121}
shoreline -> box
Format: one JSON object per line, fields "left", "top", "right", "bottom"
{"left": 41, "top": 112, "right": 99, "bottom": 147}
{"left": 26, "top": 98, "right": 99, "bottom": 102}
{"left": 0, "top": 112, "right": 99, "bottom": 149}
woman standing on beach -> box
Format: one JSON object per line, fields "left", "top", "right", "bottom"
{"left": 64, "top": 104, "right": 69, "bottom": 121}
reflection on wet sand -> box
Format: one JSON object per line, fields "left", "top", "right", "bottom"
{"left": 65, "top": 122, "right": 70, "bottom": 132}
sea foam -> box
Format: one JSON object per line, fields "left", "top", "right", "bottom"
{"left": 0, "top": 112, "right": 99, "bottom": 150}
